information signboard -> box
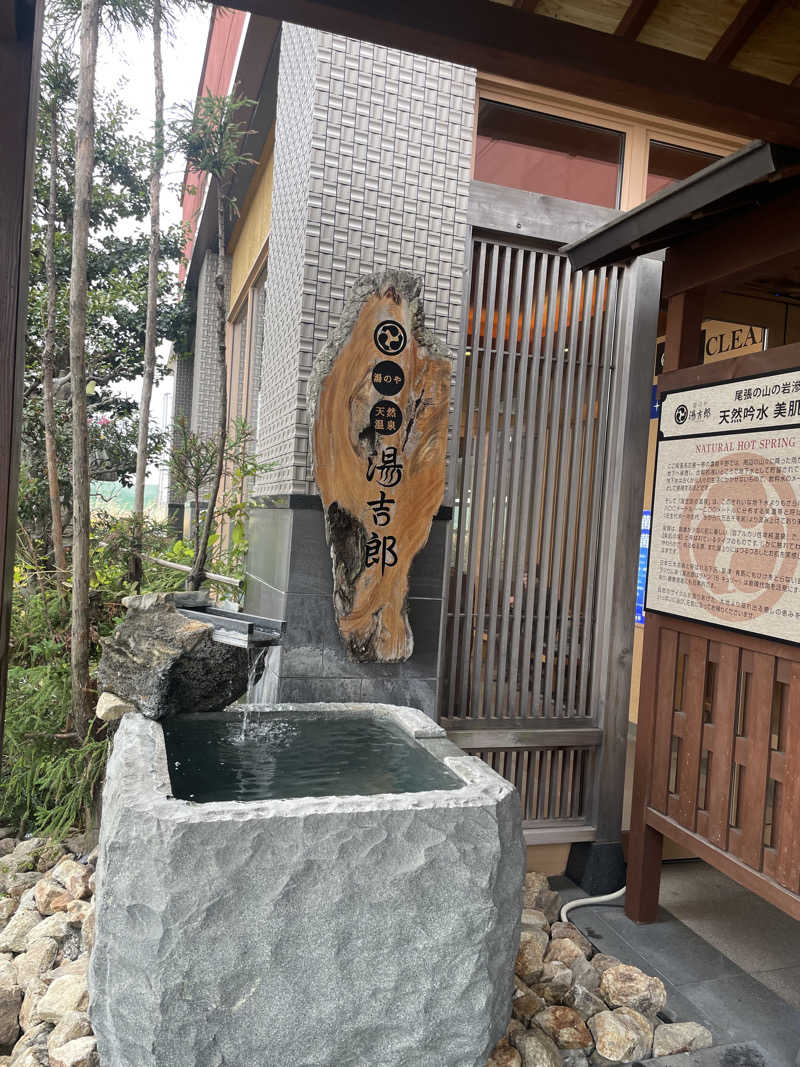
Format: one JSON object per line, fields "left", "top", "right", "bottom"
{"left": 646, "top": 368, "right": 800, "bottom": 643}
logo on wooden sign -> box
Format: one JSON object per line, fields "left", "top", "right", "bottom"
{"left": 309, "top": 271, "right": 452, "bottom": 662}
{"left": 647, "top": 368, "right": 800, "bottom": 643}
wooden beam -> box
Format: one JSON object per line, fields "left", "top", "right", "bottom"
{"left": 615, "top": 0, "right": 659, "bottom": 40}
{"left": 0, "top": 0, "right": 43, "bottom": 758}
{"left": 514, "top": 0, "right": 540, "bottom": 10}
{"left": 662, "top": 183, "right": 800, "bottom": 297}
{"left": 707, "top": 0, "right": 783, "bottom": 66}
{"left": 223, "top": 0, "right": 800, "bottom": 146}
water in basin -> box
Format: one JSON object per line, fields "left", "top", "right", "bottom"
{"left": 162, "top": 712, "right": 462, "bottom": 802}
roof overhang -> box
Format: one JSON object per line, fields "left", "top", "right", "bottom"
{"left": 562, "top": 141, "right": 800, "bottom": 273}
{"left": 217, "top": 0, "right": 800, "bottom": 147}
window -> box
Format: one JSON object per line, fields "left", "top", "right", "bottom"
{"left": 646, "top": 141, "right": 720, "bottom": 199}
{"left": 475, "top": 100, "right": 624, "bottom": 208}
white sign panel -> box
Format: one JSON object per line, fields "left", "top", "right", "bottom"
{"left": 647, "top": 369, "right": 800, "bottom": 643}
{"left": 660, "top": 368, "right": 800, "bottom": 438}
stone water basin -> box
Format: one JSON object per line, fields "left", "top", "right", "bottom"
{"left": 89, "top": 703, "right": 524, "bottom": 1067}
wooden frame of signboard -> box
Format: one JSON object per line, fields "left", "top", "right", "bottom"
{"left": 627, "top": 340, "right": 800, "bottom": 923}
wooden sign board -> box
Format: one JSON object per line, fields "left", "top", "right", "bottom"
{"left": 654, "top": 319, "right": 765, "bottom": 376}
{"left": 309, "top": 271, "right": 451, "bottom": 662}
{"left": 646, "top": 366, "right": 800, "bottom": 643}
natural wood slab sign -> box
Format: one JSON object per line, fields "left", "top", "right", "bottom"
{"left": 309, "top": 270, "right": 451, "bottom": 661}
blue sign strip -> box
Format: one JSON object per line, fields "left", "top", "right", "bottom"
{"left": 635, "top": 510, "right": 651, "bottom": 625}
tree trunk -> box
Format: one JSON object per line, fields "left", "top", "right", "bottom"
{"left": 130, "top": 0, "right": 164, "bottom": 589}
{"left": 43, "top": 94, "right": 67, "bottom": 603}
{"left": 187, "top": 186, "right": 228, "bottom": 590}
{"left": 69, "top": 0, "right": 102, "bottom": 738}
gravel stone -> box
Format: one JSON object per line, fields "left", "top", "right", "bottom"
{"left": 588, "top": 1006, "right": 653, "bottom": 1064}
{"left": 24, "top": 914, "right": 71, "bottom": 950}
{"left": 34, "top": 975, "right": 88, "bottom": 1024}
{"left": 516, "top": 930, "right": 549, "bottom": 984}
{"left": 13, "top": 941, "right": 58, "bottom": 990}
{"left": 533, "top": 1005, "right": 594, "bottom": 1051}
{"left": 549, "top": 922, "right": 592, "bottom": 957}
{"left": 49, "top": 862, "right": 90, "bottom": 903}
{"left": 531, "top": 961, "right": 573, "bottom": 1005}
{"left": 486, "top": 1039, "right": 522, "bottom": 1067}
{"left": 509, "top": 1024, "right": 563, "bottom": 1067}
{"left": 564, "top": 983, "right": 607, "bottom": 1022}
{"left": 48, "top": 1036, "right": 98, "bottom": 1067}
{"left": 570, "top": 954, "right": 601, "bottom": 992}
{"left": 0, "top": 912, "right": 41, "bottom": 955}
{"left": 653, "top": 1020, "right": 714, "bottom": 1057}
{"left": 47, "top": 1013, "right": 92, "bottom": 1058}
{"left": 590, "top": 953, "right": 622, "bottom": 976}
{"left": 545, "top": 937, "right": 585, "bottom": 968}
{"left": 599, "top": 963, "right": 667, "bottom": 1017}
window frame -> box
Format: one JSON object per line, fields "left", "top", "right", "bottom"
{"left": 474, "top": 74, "right": 744, "bottom": 210}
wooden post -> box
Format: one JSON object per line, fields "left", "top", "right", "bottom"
{"left": 0, "top": 0, "right": 44, "bottom": 760}
{"left": 625, "top": 280, "right": 704, "bottom": 919}
{"left": 625, "top": 613, "right": 664, "bottom": 922}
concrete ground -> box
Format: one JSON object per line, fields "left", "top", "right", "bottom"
{"left": 554, "top": 859, "right": 800, "bottom": 1066}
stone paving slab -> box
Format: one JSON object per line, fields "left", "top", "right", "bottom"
{"left": 623, "top": 1041, "right": 768, "bottom": 1066}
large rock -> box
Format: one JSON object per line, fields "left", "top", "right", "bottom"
{"left": 90, "top": 707, "right": 525, "bottom": 1067}
{"left": 95, "top": 592, "right": 250, "bottom": 719}
{"left": 652, "top": 1021, "right": 713, "bottom": 1057}
{"left": 588, "top": 1007, "right": 653, "bottom": 1064}
{"left": 599, "top": 963, "right": 667, "bottom": 1017}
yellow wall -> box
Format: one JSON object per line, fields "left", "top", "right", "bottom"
{"left": 229, "top": 134, "right": 274, "bottom": 312}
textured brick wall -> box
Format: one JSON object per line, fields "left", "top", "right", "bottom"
{"left": 168, "top": 352, "right": 194, "bottom": 506}
{"left": 190, "top": 251, "right": 232, "bottom": 442}
{"left": 254, "top": 25, "right": 476, "bottom": 497}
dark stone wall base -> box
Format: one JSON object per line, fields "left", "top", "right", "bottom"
{"left": 245, "top": 498, "right": 447, "bottom": 718}
{"left": 566, "top": 841, "right": 627, "bottom": 896}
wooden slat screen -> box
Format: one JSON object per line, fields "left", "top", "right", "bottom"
{"left": 647, "top": 619, "right": 800, "bottom": 897}
{"left": 465, "top": 745, "right": 594, "bottom": 824}
{"left": 443, "top": 236, "right": 622, "bottom": 721}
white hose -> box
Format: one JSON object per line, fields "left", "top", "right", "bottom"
{"left": 560, "top": 885, "right": 626, "bottom": 923}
